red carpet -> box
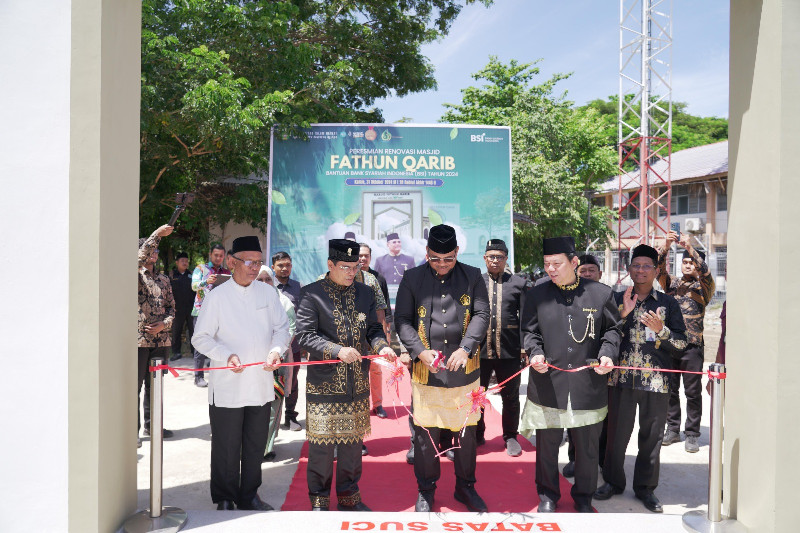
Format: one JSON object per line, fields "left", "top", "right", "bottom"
{"left": 281, "top": 365, "right": 578, "bottom": 512}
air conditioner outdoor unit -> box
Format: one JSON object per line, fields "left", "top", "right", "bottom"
{"left": 685, "top": 217, "right": 704, "bottom": 232}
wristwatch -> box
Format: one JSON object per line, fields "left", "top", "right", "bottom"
{"left": 460, "top": 345, "right": 471, "bottom": 354}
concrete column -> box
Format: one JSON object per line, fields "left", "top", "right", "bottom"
{"left": 727, "top": 1, "right": 800, "bottom": 531}
{"left": 0, "top": 1, "right": 141, "bottom": 531}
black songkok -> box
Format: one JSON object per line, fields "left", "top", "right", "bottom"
{"left": 231, "top": 236, "right": 262, "bottom": 255}
{"left": 542, "top": 236, "right": 576, "bottom": 256}
{"left": 485, "top": 239, "right": 508, "bottom": 255}
{"left": 329, "top": 239, "right": 360, "bottom": 262}
{"left": 579, "top": 254, "right": 601, "bottom": 268}
{"left": 176, "top": 252, "right": 188, "bottom": 260}
{"left": 427, "top": 225, "right": 457, "bottom": 254}
{"left": 386, "top": 232, "right": 400, "bottom": 241}
{"left": 630, "top": 245, "right": 658, "bottom": 265}
{"left": 344, "top": 231, "right": 356, "bottom": 240}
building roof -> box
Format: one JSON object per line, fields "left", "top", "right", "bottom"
{"left": 599, "top": 140, "right": 728, "bottom": 193}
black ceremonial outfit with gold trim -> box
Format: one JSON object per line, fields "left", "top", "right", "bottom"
{"left": 477, "top": 272, "right": 527, "bottom": 442}
{"left": 295, "top": 275, "right": 389, "bottom": 509}
{"left": 394, "top": 262, "right": 490, "bottom": 493}
{"left": 520, "top": 276, "right": 622, "bottom": 508}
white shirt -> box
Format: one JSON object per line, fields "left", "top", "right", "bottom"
{"left": 192, "top": 277, "right": 291, "bottom": 408}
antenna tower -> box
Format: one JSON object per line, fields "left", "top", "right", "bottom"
{"left": 617, "top": 0, "right": 673, "bottom": 280}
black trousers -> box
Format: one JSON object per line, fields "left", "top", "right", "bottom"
{"left": 171, "top": 310, "right": 194, "bottom": 356}
{"left": 476, "top": 358, "right": 521, "bottom": 441}
{"left": 602, "top": 387, "right": 668, "bottom": 495}
{"left": 307, "top": 441, "right": 362, "bottom": 507}
{"left": 208, "top": 402, "right": 271, "bottom": 505}
{"left": 284, "top": 351, "right": 301, "bottom": 421}
{"left": 414, "top": 424, "right": 477, "bottom": 492}
{"left": 667, "top": 344, "right": 703, "bottom": 436}
{"left": 536, "top": 421, "right": 603, "bottom": 507}
{"left": 137, "top": 346, "right": 168, "bottom": 432}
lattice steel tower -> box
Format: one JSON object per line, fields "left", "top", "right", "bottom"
{"left": 617, "top": 0, "right": 672, "bottom": 279}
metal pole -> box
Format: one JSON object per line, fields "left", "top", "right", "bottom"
{"left": 150, "top": 357, "right": 164, "bottom": 518}
{"left": 707, "top": 362, "right": 724, "bottom": 522}
{"left": 682, "top": 363, "right": 746, "bottom": 533}
{"left": 121, "top": 356, "right": 187, "bottom": 533}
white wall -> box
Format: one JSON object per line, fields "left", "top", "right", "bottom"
{"left": 0, "top": 1, "right": 71, "bottom": 530}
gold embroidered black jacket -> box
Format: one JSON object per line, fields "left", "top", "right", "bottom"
{"left": 481, "top": 272, "right": 528, "bottom": 360}
{"left": 394, "top": 262, "right": 490, "bottom": 388}
{"left": 521, "top": 277, "right": 622, "bottom": 410}
{"left": 295, "top": 276, "right": 389, "bottom": 405}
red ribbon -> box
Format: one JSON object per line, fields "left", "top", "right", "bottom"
{"left": 149, "top": 353, "right": 386, "bottom": 375}
{"left": 544, "top": 362, "right": 726, "bottom": 379}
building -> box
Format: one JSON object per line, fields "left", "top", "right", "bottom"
{"left": 591, "top": 140, "right": 727, "bottom": 296}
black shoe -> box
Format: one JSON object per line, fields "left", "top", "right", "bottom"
{"left": 373, "top": 406, "right": 388, "bottom": 419}
{"left": 476, "top": 435, "right": 486, "bottom": 446}
{"left": 216, "top": 500, "right": 235, "bottom": 510}
{"left": 362, "top": 444, "right": 369, "bottom": 456}
{"left": 594, "top": 482, "right": 624, "bottom": 500}
{"left": 415, "top": 491, "right": 434, "bottom": 512}
{"left": 454, "top": 486, "right": 488, "bottom": 513}
{"left": 169, "top": 353, "right": 182, "bottom": 362}
{"left": 574, "top": 502, "right": 594, "bottom": 513}
{"left": 337, "top": 501, "right": 371, "bottom": 511}
{"left": 562, "top": 461, "right": 575, "bottom": 477}
{"left": 537, "top": 500, "right": 556, "bottom": 513}
{"left": 505, "top": 437, "right": 522, "bottom": 457}
{"left": 142, "top": 427, "right": 174, "bottom": 438}
{"left": 406, "top": 446, "right": 415, "bottom": 465}
{"left": 636, "top": 492, "right": 663, "bottom": 513}
{"left": 238, "top": 495, "right": 274, "bottom": 511}
{"left": 263, "top": 451, "right": 276, "bottom": 462}
{"left": 445, "top": 449, "right": 455, "bottom": 462}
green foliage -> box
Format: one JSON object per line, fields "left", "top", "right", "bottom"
{"left": 140, "top": 0, "right": 492, "bottom": 262}
{"left": 441, "top": 57, "right": 618, "bottom": 269}
{"left": 582, "top": 96, "right": 728, "bottom": 153}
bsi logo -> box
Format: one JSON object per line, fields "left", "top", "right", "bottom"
{"left": 470, "top": 133, "right": 486, "bottom": 142}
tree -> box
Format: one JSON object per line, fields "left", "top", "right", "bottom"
{"left": 441, "top": 58, "right": 618, "bottom": 270}
{"left": 582, "top": 96, "right": 728, "bottom": 153}
{"left": 140, "top": 0, "right": 492, "bottom": 262}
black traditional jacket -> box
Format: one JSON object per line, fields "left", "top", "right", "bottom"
{"left": 394, "top": 262, "right": 490, "bottom": 388}
{"left": 295, "top": 276, "right": 389, "bottom": 405}
{"left": 480, "top": 272, "right": 527, "bottom": 360}
{"left": 609, "top": 288, "right": 687, "bottom": 393}
{"left": 521, "top": 277, "right": 622, "bottom": 410}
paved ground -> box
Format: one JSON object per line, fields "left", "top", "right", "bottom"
{"left": 134, "top": 309, "right": 723, "bottom": 528}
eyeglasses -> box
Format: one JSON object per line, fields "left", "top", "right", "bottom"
{"left": 231, "top": 255, "right": 264, "bottom": 268}
{"left": 337, "top": 264, "right": 360, "bottom": 273}
{"left": 428, "top": 256, "right": 456, "bottom": 264}
{"left": 629, "top": 264, "right": 656, "bottom": 271}
{"left": 485, "top": 254, "right": 506, "bottom": 262}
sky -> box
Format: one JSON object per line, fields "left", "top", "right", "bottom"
{"left": 374, "top": 0, "right": 730, "bottom": 124}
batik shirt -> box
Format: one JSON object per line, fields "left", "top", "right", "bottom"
{"left": 657, "top": 246, "right": 715, "bottom": 345}
{"left": 190, "top": 261, "right": 231, "bottom": 316}
{"left": 608, "top": 288, "right": 687, "bottom": 393}
{"left": 138, "top": 234, "right": 175, "bottom": 348}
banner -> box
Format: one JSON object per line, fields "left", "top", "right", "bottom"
{"left": 268, "top": 124, "right": 513, "bottom": 293}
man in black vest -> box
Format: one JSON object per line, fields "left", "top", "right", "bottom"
{"left": 476, "top": 239, "right": 528, "bottom": 457}
{"left": 395, "top": 224, "right": 490, "bottom": 513}
{"left": 520, "top": 236, "right": 622, "bottom": 513}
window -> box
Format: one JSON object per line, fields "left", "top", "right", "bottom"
{"left": 621, "top": 194, "right": 640, "bottom": 220}
{"left": 670, "top": 183, "right": 707, "bottom": 215}
{"left": 717, "top": 180, "right": 727, "bottom": 211}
